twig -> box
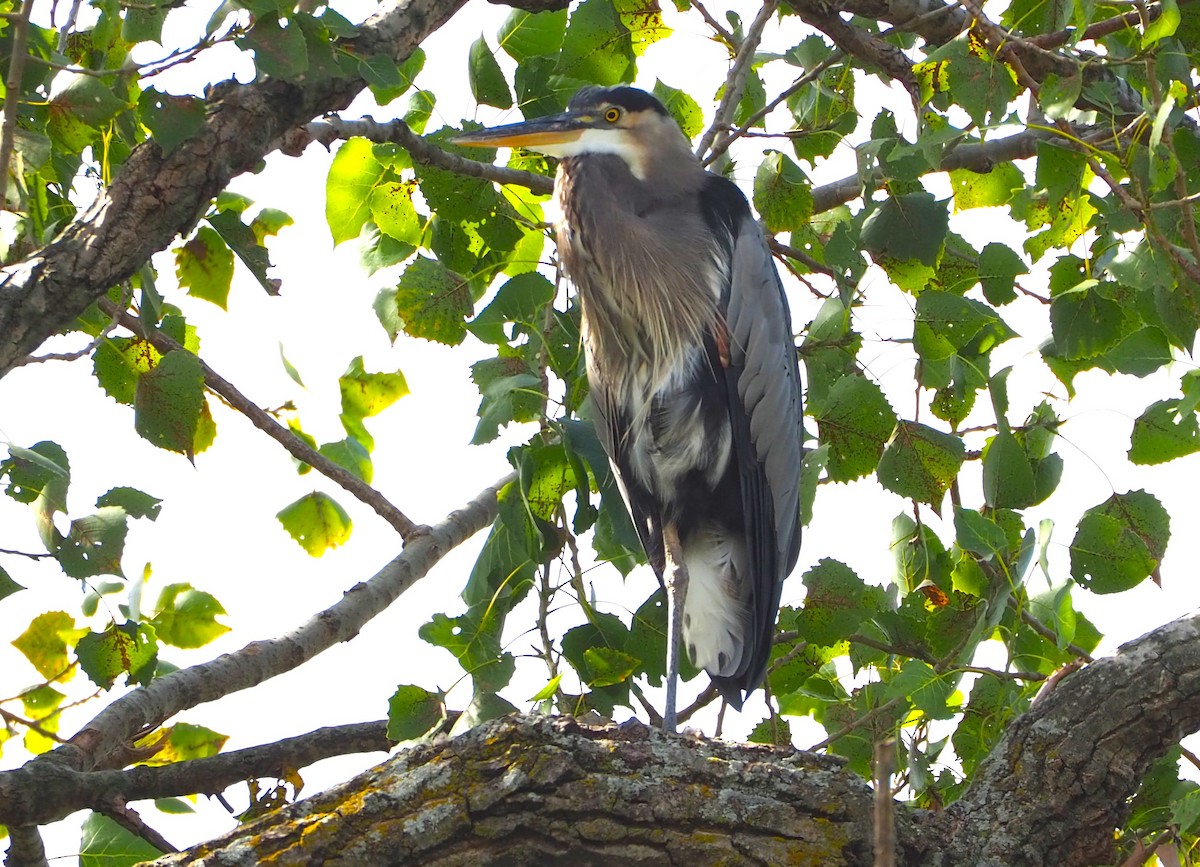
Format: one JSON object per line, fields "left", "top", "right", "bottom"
{"left": 96, "top": 299, "right": 425, "bottom": 542}
{"left": 99, "top": 796, "right": 178, "bottom": 854}
{"left": 809, "top": 695, "right": 904, "bottom": 752}
{"left": 0, "top": 707, "right": 68, "bottom": 744}
{"left": 298, "top": 117, "right": 553, "bottom": 196}
{"left": 695, "top": 0, "right": 779, "bottom": 160}
{"left": 0, "top": 546, "right": 51, "bottom": 559}
{"left": 0, "top": 0, "right": 36, "bottom": 206}
{"left": 704, "top": 51, "right": 844, "bottom": 166}
{"left": 55, "top": 0, "right": 82, "bottom": 53}
{"left": 1011, "top": 599, "right": 1094, "bottom": 662}
{"left": 689, "top": 0, "right": 736, "bottom": 49}
{"left": 874, "top": 739, "right": 896, "bottom": 867}
{"left": 14, "top": 284, "right": 128, "bottom": 367}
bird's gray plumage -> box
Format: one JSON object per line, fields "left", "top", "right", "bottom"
{"left": 454, "top": 85, "right": 803, "bottom": 726}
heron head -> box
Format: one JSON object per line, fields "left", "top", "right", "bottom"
{"left": 453, "top": 86, "right": 691, "bottom": 181}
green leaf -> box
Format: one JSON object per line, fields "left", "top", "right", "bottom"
{"left": 386, "top": 685, "right": 445, "bottom": 741}
{"left": 949, "top": 162, "right": 1022, "bottom": 211}
{"left": 982, "top": 431, "right": 1036, "bottom": 509}
{"left": 134, "top": 351, "right": 207, "bottom": 457}
{"left": 326, "top": 138, "right": 386, "bottom": 245}
{"left": 175, "top": 226, "right": 235, "bottom": 309}
{"left": 0, "top": 565, "right": 23, "bottom": 602}
{"left": 1048, "top": 280, "right": 1129, "bottom": 359}
{"left": 953, "top": 507, "right": 1008, "bottom": 559}
{"left": 318, "top": 437, "right": 373, "bottom": 483}
{"left": 76, "top": 622, "right": 158, "bottom": 690}
{"left": 392, "top": 257, "right": 471, "bottom": 345}
{"left": 206, "top": 209, "right": 283, "bottom": 296}
{"left": 556, "top": 0, "right": 635, "bottom": 86}
{"left": 582, "top": 646, "right": 640, "bottom": 687}
{"left": 136, "top": 722, "right": 228, "bottom": 766}
{"left": 12, "top": 611, "right": 75, "bottom": 679}
{"left": 368, "top": 180, "right": 422, "bottom": 246}
{"left": 339, "top": 356, "right": 409, "bottom": 425}
{"left": 812, "top": 375, "right": 896, "bottom": 482}
{"left": 470, "top": 356, "right": 542, "bottom": 444}
{"left": 138, "top": 88, "right": 205, "bottom": 154}
{"left": 1142, "top": 0, "right": 1180, "bottom": 45}
{"left": 467, "top": 272, "right": 555, "bottom": 344}
{"left": 420, "top": 604, "right": 515, "bottom": 693}
{"left": 49, "top": 74, "right": 127, "bottom": 126}
{"left": 1039, "top": 72, "right": 1082, "bottom": 121}
{"left": 754, "top": 151, "right": 813, "bottom": 234}
{"left": 1129, "top": 399, "right": 1200, "bottom": 464}
{"left": 151, "top": 584, "right": 230, "bottom": 649}
{"left": 796, "top": 559, "right": 884, "bottom": 646}
{"left": 1070, "top": 491, "right": 1170, "bottom": 593}
{"left": 945, "top": 39, "right": 1017, "bottom": 127}
{"left": 978, "top": 242, "right": 1027, "bottom": 305}
{"left": 80, "top": 812, "right": 165, "bottom": 867}
{"left": 238, "top": 15, "right": 308, "bottom": 79}
{"left": 277, "top": 492, "right": 353, "bottom": 556}
{"left": 468, "top": 35, "right": 512, "bottom": 108}
{"left": 96, "top": 487, "right": 161, "bottom": 520}
{"left": 2, "top": 441, "right": 69, "bottom": 506}
{"left": 886, "top": 659, "right": 956, "bottom": 719}
{"left": 861, "top": 193, "right": 949, "bottom": 268}
{"left": 877, "top": 421, "right": 965, "bottom": 508}
{"left": 56, "top": 508, "right": 129, "bottom": 579}
{"left": 651, "top": 80, "right": 703, "bottom": 139}
{"left": 498, "top": 8, "right": 567, "bottom": 61}
{"left": 529, "top": 673, "right": 564, "bottom": 702}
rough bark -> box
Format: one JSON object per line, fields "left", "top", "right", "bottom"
{"left": 0, "top": 0, "right": 467, "bottom": 379}
{"left": 130, "top": 614, "right": 1200, "bottom": 867}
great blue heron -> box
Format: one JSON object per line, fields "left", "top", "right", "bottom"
{"left": 455, "top": 86, "right": 803, "bottom": 731}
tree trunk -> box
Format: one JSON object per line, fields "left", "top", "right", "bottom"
{"left": 138, "top": 613, "right": 1200, "bottom": 867}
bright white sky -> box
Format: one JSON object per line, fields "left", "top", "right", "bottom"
{"left": 2, "top": 0, "right": 1199, "bottom": 862}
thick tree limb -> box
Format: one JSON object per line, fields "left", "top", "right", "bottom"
{"left": 115, "top": 614, "right": 1200, "bottom": 866}
{"left": 948, "top": 614, "right": 1200, "bottom": 866}
{"left": 0, "top": 476, "right": 511, "bottom": 828}
{"left": 0, "top": 0, "right": 468, "bottom": 380}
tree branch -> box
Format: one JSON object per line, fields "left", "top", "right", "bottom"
{"left": 97, "top": 299, "right": 424, "bottom": 541}
{"left": 0, "top": 475, "right": 512, "bottom": 827}
{"left": 0, "top": 0, "right": 469, "bottom": 380}
{"left": 0, "top": 0, "right": 35, "bottom": 206}
{"left": 296, "top": 117, "right": 553, "bottom": 195}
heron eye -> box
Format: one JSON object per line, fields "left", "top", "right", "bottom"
{"left": 604, "top": 107, "right": 621, "bottom": 123}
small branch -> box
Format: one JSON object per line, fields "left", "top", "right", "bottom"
{"left": 0, "top": 476, "right": 512, "bottom": 826}
{"left": 5, "top": 824, "right": 48, "bottom": 867}
{"left": 704, "top": 51, "right": 844, "bottom": 166}
{"left": 97, "top": 299, "right": 424, "bottom": 542}
{"left": 297, "top": 117, "right": 553, "bottom": 196}
{"left": 0, "top": 0, "right": 36, "bottom": 206}
{"left": 99, "top": 796, "right": 178, "bottom": 855}
{"left": 55, "top": 0, "right": 82, "bottom": 52}
{"left": 874, "top": 739, "right": 897, "bottom": 867}
{"left": 695, "top": 0, "right": 779, "bottom": 160}
{"left": 0, "top": 546, "right": 51, "bottom": 559}
{"left": 14, "top": 284, "right": 128, "bottom": 367}
{"left": 689, "top": 0, "right": 737, "bottom": 49}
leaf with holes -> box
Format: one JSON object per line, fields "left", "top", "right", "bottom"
{"left": 877, "top": 421, "right": 965, "bottom": 508}
{"left": 277, "top": 492, "right": 353, "bottom": 557}
{"left": 1070, "top": 491, "right": 1170, "bottom": 593}
{"left": 76, "top": 622, "right": 158, "bottom": 690}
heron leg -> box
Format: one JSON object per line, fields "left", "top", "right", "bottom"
{"left": 662, "top": 522, "right": 688, "bottom": 733}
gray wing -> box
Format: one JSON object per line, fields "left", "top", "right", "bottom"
{"left": 723, "top": 216, "right": 804, "bottom": 686}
